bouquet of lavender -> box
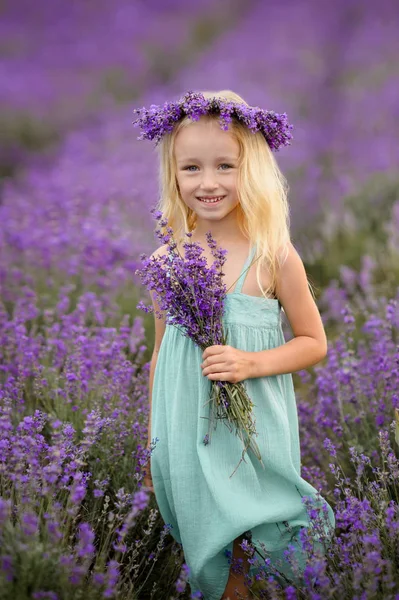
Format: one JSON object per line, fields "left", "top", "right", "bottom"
{"left": 136, "top": 210, "right": 264, "bottom": 478}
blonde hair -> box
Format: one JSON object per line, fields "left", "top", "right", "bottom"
{"left": 154, "top": 89, "right": 292, "bottom": 301}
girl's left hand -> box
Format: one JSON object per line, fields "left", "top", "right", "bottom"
{"left": 201, "top": 345, "right": 251, "bottom": 383}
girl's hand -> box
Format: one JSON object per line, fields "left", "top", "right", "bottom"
{"left": 201, "top": 345, "right": 252, "bottom": 383}
{"left": 143, "top": 445, "right": 154, "bottom": 493}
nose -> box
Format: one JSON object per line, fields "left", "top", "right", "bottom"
{"left": 198, "top": 169, "right": 219, "bottom": 192}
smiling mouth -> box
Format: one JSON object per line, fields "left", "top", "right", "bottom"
{"left": 197, "top": 196, "right": 226, "bottom": 204}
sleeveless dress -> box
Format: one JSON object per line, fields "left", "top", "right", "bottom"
{"left": 150, "top": 244, "right": 335, "bottom": 599}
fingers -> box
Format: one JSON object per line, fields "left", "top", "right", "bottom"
{"left": 144, "top": 467, "right": 154, "bottom": 491}
{"left": 145, "top": 483, "right": 154, "bottom": 492}
{"left": 143, "top": 456, "right": 154, "bottom": 492}
{"left": 144, "top": 474, "right": 154, "bottom": 492}
{"left": 206, "top": 371, "right": 235, "bottom": 382}
{"left": 202, "top": 362, "right": 226, "bottom": 377}
{"left": 202, "top": 362, "right": 239, "bottom": 382}
{"left": 202, "top": 345, "right": 226, "bottom": 360}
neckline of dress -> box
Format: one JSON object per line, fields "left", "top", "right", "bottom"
{"left": 226, "top": 291, "right": 280, "bottom": 303}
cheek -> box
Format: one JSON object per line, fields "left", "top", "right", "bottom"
{"left": 176, "top": 178, "right": 195, "bottom": 205}
{"left": 176, "top": 178, "right": 189, "bottom": 200}
{"left": 176, "top": 174, "right": 188, "bottom": 187}
{"left": 178, "top": 177, "right": 197, "bottom": 195}
{"left": 230, "top": 173, "right": 238, "bottom": 187}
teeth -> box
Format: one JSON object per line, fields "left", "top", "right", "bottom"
{"left": 199, "top": 196, "right": 224, "bottom": 204}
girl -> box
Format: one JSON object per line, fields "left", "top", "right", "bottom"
{"left": 136, "top": 90, "right": 335, "bottom": 599}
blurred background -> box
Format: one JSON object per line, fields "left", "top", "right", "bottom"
{"left": 1, "top": 0, "right": 398, "bottom": 332}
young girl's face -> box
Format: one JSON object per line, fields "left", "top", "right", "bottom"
{"left": 174, "top": 117, "right": 240, "bottom": 225}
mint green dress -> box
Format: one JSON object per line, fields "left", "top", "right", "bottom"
{"left": 151, "top": 245, "right": 335, "bottom": 599}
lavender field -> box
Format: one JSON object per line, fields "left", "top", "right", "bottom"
{"left": 0, "top": 0, "right": 398, "bottom": 598}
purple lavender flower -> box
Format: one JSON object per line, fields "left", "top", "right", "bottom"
{"left": 132, "top": 490, "right": 149, "bottom": 512}
{"left": 136, "top": 212, "right": 228, "bottom": 348}
{"left": 21, "top": 511, "right": 39, "bottom": 537}
{"left": 175, "top": 562, "right": 191, "bottom": 593}
{"left": 133, "top": 90, "right": 294, "bottom": 151}
{"left": 76, "top": 522, "right": 95, "bottom": 558}
{"left": 103, "top": 560, "right": 120, "bottom": 598}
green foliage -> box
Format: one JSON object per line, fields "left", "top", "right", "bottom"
{"left": 0, "top": 111, "right": 60, "bottom": 182}
{"left": 97, "top": 68, "right": 142, "bottom": 103}
{"left": 140, "top": 0, "right": 250, "bottom": 85}
{"left": 300, "top": 172, "right": 399, "bottom": 294}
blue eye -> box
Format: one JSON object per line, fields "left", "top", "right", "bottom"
{"left": 184, "top": 164, "right": 233, "bottom": 171}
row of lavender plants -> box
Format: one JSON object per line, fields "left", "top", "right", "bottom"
{"left": 0, "top": 281, "right": 397, "bottom": 598}
{"left": 1, "top": 0, "right": 398, "bottom": 597}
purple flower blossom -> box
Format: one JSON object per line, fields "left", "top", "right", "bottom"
{"left": 69, "top": 564, "right": 87, "bottom": 586}
{"left": 21, "top": 511, "right": 39, "bottom": 537}
{"left": 103, "top": 560, "right": 120, "bottom": 598}
{"left": 132, "top": 490, "right": 149, "bottom": 512}
{"left": 136, "top": 213, "right": 228, "bottom": 348}
{"left": 93, "top": 572, "right": 105, "bottom": 586}
{"left": 76, "top": 522, "right": 95, "bottom": 558}
{"left": 70, "top": 484, "right": 87, "bottom": 504}
{"left": 1, "top": 555, "right": 14, "bottom": 582}
{"left": 323, "top": 437, "right": 337, "bottom": 457}
{"left": 133, "top": 90, "right": 294, "bottom": 151}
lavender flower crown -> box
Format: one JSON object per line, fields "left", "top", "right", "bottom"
{"left": 132, "top": 90, "right": 294, "bottom": 151}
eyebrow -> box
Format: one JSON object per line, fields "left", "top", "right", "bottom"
{"left": 177, "top": 156, "right": 237, "bottom": 164}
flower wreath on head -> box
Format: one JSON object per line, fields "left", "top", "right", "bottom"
{"left": 132, "top": 90, "right": 294, "bottom": 151}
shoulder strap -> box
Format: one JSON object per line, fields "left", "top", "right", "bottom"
{"left": 233, "top": 244, "right": 257, "bottom": 294}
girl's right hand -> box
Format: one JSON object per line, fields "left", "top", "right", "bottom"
{"left": 143, "top": 446, "right": 154, "bottom": 493}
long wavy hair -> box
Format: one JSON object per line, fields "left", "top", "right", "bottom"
{"left": 154, "top": 89, "right": 292, "bottom": 301}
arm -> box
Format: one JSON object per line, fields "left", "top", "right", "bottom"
{"left": 147, "top": 351, "right": 158, "bottom": 446}
{"left": 247, "top": 242, "right": 327, "bottom": 378}
{"left": 146, "top": 245, "right": 168, "bottom": 446}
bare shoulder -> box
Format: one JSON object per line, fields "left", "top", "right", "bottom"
{"left": 275, "top": 241, "right": 327, "bottom": 351}
{"left": 150, "top": 243, "right": 169, "bottom": 259}
{"left": 148, "top": 244, "right": 169, "bottom": 354}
